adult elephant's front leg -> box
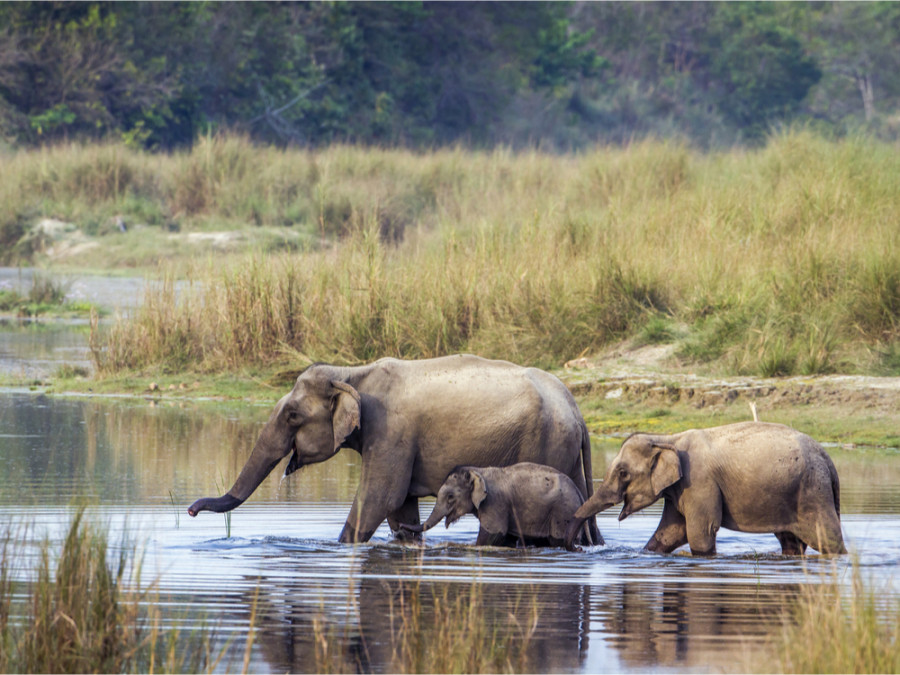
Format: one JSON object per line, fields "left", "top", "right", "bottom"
{"left": 387, "top": 495, "right": 421, "bottom": 541}
{"left": 339, "top": 454, "right": 413, "bottom": 544}
{"left": 339, "top": 494, "right": 383, "bottom": 543}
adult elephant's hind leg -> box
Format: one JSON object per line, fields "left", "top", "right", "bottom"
{"left": 388, "top": 495, "right": 421, "bottom": 541}
{"left": 775, "top": 531, "right": 807, "bottom": 556}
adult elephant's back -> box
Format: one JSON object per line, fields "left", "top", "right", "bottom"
{"left": 376, "top": 356, "right": 593, "bottom": 500}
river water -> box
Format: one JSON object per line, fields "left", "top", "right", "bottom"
{"left": 2, "top": 391, "right": 899, "bottom": 673}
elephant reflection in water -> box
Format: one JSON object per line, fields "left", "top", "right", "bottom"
{"left": 597, "top": 575, "right": 798, "bottom": 669}
{"left": 235, "top": 547, "right": 591, "bottom": 673}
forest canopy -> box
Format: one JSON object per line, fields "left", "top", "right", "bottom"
{"left": 0, "top": 1, "right": 898, "bottom": 150}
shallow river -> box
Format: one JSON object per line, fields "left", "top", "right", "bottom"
{"left": 2, "top": 391, "right": 899, "bottom": 673}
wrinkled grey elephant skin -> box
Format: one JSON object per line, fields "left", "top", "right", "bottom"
{"left": 188, "top": 355, "right": 598, "bottom": 544}
{"left": 566, "top": 422, "right": 846, "bottom": 556}
{"left": 400, "top": 463, "right": 601, "bottom": 550}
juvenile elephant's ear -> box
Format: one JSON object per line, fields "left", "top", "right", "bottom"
{"left": 470, "top": 470, "right": 488, "bottom": 509}
{"left": 330, "top": 381, "right": 360, "bottom": 454}
{"left": 650, "top": 444, "right": 682, "bottom": 496}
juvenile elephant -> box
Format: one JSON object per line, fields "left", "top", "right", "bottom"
{"left": 566, "top": 422, "right": 846, "bottom": 556}
{"left": 188, "top": 355, "right": 599, "bottom": 544}
{"left": 400, "top": 463, "right": 600, "bottom": 550}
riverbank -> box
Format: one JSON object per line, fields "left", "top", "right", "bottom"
{"left": 13, "top": 355, "right": 895, "bottom": 450}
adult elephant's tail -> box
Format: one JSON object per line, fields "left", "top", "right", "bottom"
{"left": 830, "top": 458, "right": 841, "bottom": 517}
{"left": 581, "top": 420, "right": 594, "bottom": 501}
{"left": 580, "top": 420, "right": 603, "bottom": 546}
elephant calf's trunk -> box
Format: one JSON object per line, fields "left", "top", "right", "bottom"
{"left": 397, "top": 522, "right": 426, "bottom": 533}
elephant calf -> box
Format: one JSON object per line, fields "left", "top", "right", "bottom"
{"left": 401, "top": 463, "right": 600, "bottom": 551}
{"left": 566, "top": 422, "right": 846, "bottom": 556}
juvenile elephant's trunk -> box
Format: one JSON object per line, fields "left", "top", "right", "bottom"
{"left": 396, "top": 505, "right": 446, "bottom": 534}
{"left": 574, "top": 483, "right": 620, "bottom": 521}
{"left": 564, "top": 484, "right": 620, "bottom": 547}
{"left": 188, "top": 420, "right": 292, "bottom": 517}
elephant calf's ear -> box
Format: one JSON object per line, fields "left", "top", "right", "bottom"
{"left": 470, "top": 470, "right": 488, "bottom": 509}
{"left": 330, "top": 381, "right": 360, "bottom": 453}
{"left": 650, "top": 446, "right": 682, "bottom": 496}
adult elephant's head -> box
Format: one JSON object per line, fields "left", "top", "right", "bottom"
{"left": 188, "top": 370, "right": 360, "bottom": 517}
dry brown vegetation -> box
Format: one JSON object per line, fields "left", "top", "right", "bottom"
{"left": 63, "top": 131, "right": 900, "bottom": 376}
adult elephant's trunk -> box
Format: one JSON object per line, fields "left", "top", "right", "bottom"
{"left": 188, "top": 419, "right": 291, "bottom": 517}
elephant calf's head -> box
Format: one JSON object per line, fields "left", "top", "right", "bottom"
{"left": 402, "top": 467, "right": 486, "bottom": 533}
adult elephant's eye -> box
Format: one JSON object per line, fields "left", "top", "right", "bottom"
{"left": 618, "top": 468, "right": 629, "bottom": 481}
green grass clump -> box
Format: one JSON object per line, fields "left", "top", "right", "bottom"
{"left": 773, "top": 565, "right": 900, "bottom": 674}
{"left": 0, "top": 509, "right": 218, "bottom": 673}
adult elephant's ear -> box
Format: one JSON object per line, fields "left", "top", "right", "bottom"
{"left": 650, "top": 443, "right": 681, "bottom": 496}
{"left": 330, "top": 381, "right": 360, "bottom": 453}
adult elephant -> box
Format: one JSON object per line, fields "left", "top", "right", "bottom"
{"left": 188, "top": 355, "right": 598, "bottom": 544}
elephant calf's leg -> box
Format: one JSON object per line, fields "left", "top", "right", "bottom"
{"left": 775, "top": 531, "right": 808, "bottom": 556}
{"left": 387, "top": 495, "right": 421, "bottom": 542}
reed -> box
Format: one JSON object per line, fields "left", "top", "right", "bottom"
{"left": 773, "top": 564, "right": 900, "bottom": 674}
{"left": 310, "top": 577, "right": 537, "bottom": 674}
{"left": 388, "top": 580, "right": 537, "bottom": 674}
{"left": 0, "top": 509, "right": 218, "bottom": 673}
{"left": 3, "top": 131, "right": 895, "bottom": 376}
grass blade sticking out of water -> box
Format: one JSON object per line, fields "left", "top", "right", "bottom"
{"left": 772, "top": 562, "right": 900, "bottom": 674}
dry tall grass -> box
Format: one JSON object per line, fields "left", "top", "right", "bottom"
{"left": 0, "top": 510, "right": 220, "bottom": 673}
{"left": 773, "top": 564, "right": 900, "bottom": 674}
{"left": 6, "top": 131, "right": 896, "bottom": 375}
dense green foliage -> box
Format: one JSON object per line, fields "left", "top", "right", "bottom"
{"left": 1, "top": 2, "right": 898, "bottom": 150}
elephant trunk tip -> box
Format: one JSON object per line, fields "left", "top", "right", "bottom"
{"left": 397, "top": 522, "right": 425, "bottom": 533}
{"left": 187, "top": 494, "right": 244, "bottom": 517}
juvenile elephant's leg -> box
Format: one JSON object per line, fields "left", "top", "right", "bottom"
{"left": 475, "top": 527, "right": 510, "bottom": 547}
{"left": 684, "top": 498, "right": 721, "bottom": 556}
{"left": 775, "top": 531, "right": 807, "bottom": 556}
{"left": 387, "top": 495, "right": 421, "bottom": 541}
{"left": 644, "top": 500, "right": 688, "bottom": 554}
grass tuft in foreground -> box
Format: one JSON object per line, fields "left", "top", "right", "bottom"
{"left": 0, "top": 509, "right": 220, "bottom": 674}
{"left": 774, "top": 563, "right": 900, "bottom": 674}
{"left": 311, "top": 574, "right": 537, "bottom": 674}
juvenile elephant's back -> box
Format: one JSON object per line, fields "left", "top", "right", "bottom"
{"left": 696, "top": 422, "right": 837, "bottom": 532}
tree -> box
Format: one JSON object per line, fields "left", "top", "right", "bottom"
{"left": 0, "top": 3, "right": 175, "bottom": 145}
{"left": 705, "top": 4, "right": 821, "bottom": 139}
